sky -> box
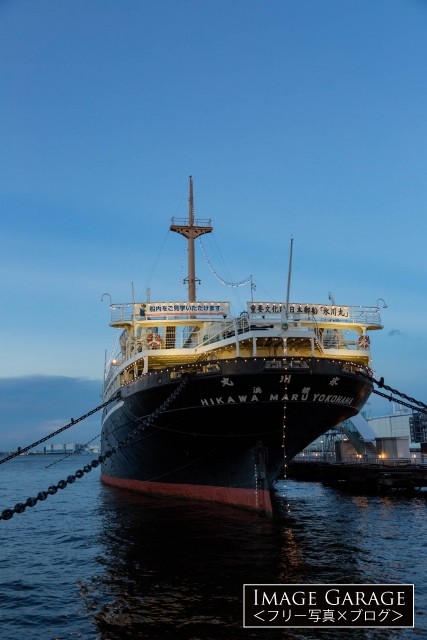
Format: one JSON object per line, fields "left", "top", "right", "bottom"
{"left": 1, "top": 0, "right": 427, "bottom": 450}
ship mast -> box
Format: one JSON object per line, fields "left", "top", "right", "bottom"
{"left": 170, "top": 176, "right": 213, "bottom": 302}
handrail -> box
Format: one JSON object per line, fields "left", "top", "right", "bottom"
{"left": 107, "top": 301, "right": 382, "bottom": 327}
{"left": 170, "top": 216, "right": 212, "bottom": 227}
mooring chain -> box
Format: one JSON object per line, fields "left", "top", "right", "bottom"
{"left": 3, "top": 366, "right": 425, "bottom": 521}
{"left": 98, "top": 375, "right": 189, "bottom": 454}
{"left": 0, "top": 392, "right": 121, "bottom": 466}
{"left": 0, "top": 374, "right": 191, "bottom": 521}
{"left": 371, "top": 389, "right": 427, "bottom": 413}
{"left": 361, "top": 373, "right": 427, "bottom": 414}
{"left": 374, "top": 376, "right": 427, "bottom": 411}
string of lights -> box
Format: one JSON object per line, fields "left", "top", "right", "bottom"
{"left": 199, "top": 238, "right": 252, "bottom": 288}
{"left": 105, "top": 329, "right": 121, "bottom": 374}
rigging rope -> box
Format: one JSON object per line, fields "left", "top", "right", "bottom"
{"left": 2, "top": 366, "right": 426, "bottom": 521}
{"left": 139, "top": 228, "right": 171, "bottom": 300}
{"left": 0, "top": 374, "right": 191, "bottom": 521}
{"left": 0, "top": 392, "right": 120, "bottom": 466}
{"left": 44, "top": 433, "right": 101, "bottom": 469}
{"left": 105, "top": 329, "right": 121, "bottom": 375}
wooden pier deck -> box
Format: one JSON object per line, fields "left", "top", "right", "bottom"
{"left": 287, "top": 460, "right": 427, "bottom": 493}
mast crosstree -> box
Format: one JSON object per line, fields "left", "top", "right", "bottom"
{"left": 170, "top": 176, "right": 213, "bottom": 302}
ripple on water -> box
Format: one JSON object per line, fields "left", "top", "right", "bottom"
{"left": 0, "top": 461, "right": 425, "bottom": 639}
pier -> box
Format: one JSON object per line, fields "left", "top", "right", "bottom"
{"left": 287, "top": 460, "right": 427, "bottom": 493}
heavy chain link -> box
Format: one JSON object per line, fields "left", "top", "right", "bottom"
{"left": 364, "top": 374, "right": 427, "bottom": 414}
{"left": 0, "top": 392, "right": 121, "bottom": 466}
{"left": 0, "top": 374, "right": 191, "bottom": 521}
{"left": 2, "top": 370, "right": 426, "bottom": 521}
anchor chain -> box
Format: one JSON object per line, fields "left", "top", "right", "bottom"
{"left": 0, "top": 392, "right": 121, "bottom": 466}
{"left": 3, "top": 368, "right": 424, "bottom": 521}
{"left": 0, "top": 374, "right": 191, "bottom": 521}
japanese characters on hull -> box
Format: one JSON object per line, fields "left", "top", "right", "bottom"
{"left": 200, "top": 375, "right": 354, "bottom": 408}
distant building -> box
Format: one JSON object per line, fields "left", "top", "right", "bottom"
{"left": 42, "top": 443, "right": 100, "bottom": 455}
{"left": 367, "top": 407, "right": 415, "bottom": 443}
{"left": 375, "top": 436, "right": 410, "bottom": 459}
{"left": 409, "top": 413, "right": 427, "bottom": 453}
{"left": 44, "top": 443, "right": 83, "bottom": 454}
{"left": 87, "top": 444, "right": 101, "bottom": 454}
{"left": 298, "top": 407, "right": 423, "bottom": 462}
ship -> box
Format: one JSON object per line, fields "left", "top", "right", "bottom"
{"left": 100, "top": 177, "right": 383, "bottom": 514}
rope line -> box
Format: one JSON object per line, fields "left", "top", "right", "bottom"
{"left": 2, "top": 367, "right": 426, "bottom": 521}
{"left": 0, "top": 392, "right": 120, "bottom": 466}
{"left": 44, "top": 433, "right": 101, "bottom": 469}
{"left": 105, "top": 329, "right": 121, "bottom": 376}
{"left": 0, "top": 375, "right": 191, "bottom": 521}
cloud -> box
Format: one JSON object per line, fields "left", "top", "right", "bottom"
{"left": 0, "top": 375, "right": 103, "bottom": 452}
{"left": 387, "top": 329, "right": 407, "bottom": 338}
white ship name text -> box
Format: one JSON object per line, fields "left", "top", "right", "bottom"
{"left": 200, "top": 392, "right": 354, "bottom": 406}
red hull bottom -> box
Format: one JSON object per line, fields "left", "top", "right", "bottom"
{"left": 101, "top": 473, "right": 273, "bottom": 516}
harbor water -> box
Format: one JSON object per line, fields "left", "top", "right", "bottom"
{"left": 0, "top": 455, "right": 425, "bottom": 639}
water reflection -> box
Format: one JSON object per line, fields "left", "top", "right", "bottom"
{"left": 79, "top": 480, "right": 425, "bottom": 639}
{"left": 81, "top": 487, "right": 284, "bottom": 639}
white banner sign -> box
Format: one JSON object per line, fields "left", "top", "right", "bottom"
{"left": 140, "top": 302, "right": 230, "bottom": 317}
{"left": 248, "top": 302, "right": 350, "bottom": 320}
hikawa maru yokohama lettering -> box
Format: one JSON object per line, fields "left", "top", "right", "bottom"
{"left": 200, "top": 395, "right": 354, "bottom": 406}
{"left": 200, "top": 387, "right": 355, "bottom": 407}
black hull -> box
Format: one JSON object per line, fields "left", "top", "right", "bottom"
{"left": 101, "top": 357, "right": 372, "bottom": 513}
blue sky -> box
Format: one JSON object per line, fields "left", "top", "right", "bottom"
{"left": 1, "top": 0, "right": 427, "bottom": 449}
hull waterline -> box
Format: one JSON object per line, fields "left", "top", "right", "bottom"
{"left": 101, "top": 358, "right": 373, "bottom": 514}
{"left": 100, "top": 178, "right": 382, "bottom": 514}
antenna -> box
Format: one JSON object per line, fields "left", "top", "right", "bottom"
{"left": 285, "top": 237, "right": 293, "bottom": 318}
{"left": 250, "top": 275, "right": 256, "bottom": 302}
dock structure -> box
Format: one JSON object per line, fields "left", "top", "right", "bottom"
{"left": 287, "top": 460, "right": 427, "bottom": 494}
